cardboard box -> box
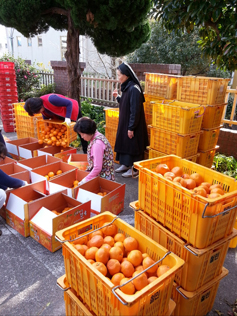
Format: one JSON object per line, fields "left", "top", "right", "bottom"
{"left": 0, "top": 156, "right": 16, "bottom": 165}
{"left": 17, "top": 155, "right": 60, "bottom": 172}
{"left": 0, "top": 162, "right": 28, "bottom": 175}
{"left": 18, "top": 142, "right": 45, "bottom": 159}
{"left": 37, "top": 146, "right": 77, "bottom": 162}
{"left": 31, "top": 161, "right": 77, "bottom": 191}
{"left": 76, "top": 177, "right": 126, "bottom": 215}
{"left": 5, "top": 181, "right": 47, "bottom": 237}
{"left": 67, "top": 153, "right": 88, "bottom": 170}
{"left": 6, "top": 137, "right": 38, "bottom": 159}
{"left": 48, "top": 169, "right": 89, "bottom": 198}
{"left": 29, "top": 192, "right": 91, "bottom": 252}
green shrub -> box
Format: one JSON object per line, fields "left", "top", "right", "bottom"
{"left": 0, "top": 54, "right": 41, "bottom": 101}
{"left": 23, "top": 83, "right": 55, "bottom": 100}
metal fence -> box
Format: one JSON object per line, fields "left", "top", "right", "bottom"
{"left": 222, "top": 87, "right": 237, "bottom": 128}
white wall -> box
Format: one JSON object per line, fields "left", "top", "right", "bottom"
{"left": 0, "top": 25, "right": 8, "bottom": 57}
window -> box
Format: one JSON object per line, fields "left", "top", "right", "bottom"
{"left": 38, "top": 36, "right": 42, "bottom": 47}
{"left": 60, "top": 36, "right": 67, "bottom": 61}
{"left": 16, "top": 36, "right": 22, "bottom": 47}
{"left": 27, "top": 38, "right": 32, "bottom": 47}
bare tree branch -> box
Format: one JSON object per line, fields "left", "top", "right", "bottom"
{"left": 97, "top": 53, "right": 110, "bottom": 78}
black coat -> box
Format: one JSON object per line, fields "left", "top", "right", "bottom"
{"left": 114, "top": 80, "right": 148, "bottom": 156}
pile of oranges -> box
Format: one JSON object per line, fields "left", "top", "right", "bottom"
{"left": 97, "top": 192, "right": 107, "bottom": 196}
{"left": 155, "top": 163, "right": 226, "bottom": 198}
{"left": 52, "top": 207, "right": 72, "bottom": 215}
{"left": 38, "top": 123, "right": 68, "bottom": 147}
{"left": 73, "top": 222, "right": 170, "bottom": 295}
{"left": 44, "top": 169, "right": 62, "bottom": 180}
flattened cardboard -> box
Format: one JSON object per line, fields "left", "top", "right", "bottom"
{"left": 6, "top": 137, "right": 38, "bottom": 157}
{"left": 18, "top": 142, "right": 45, "bottom": 159}
{"left": 76, "top": 176, "right": 125, "bottom": 215}
{"left": 37, "top": 146, "right": 77, "bottom": 162}
{"left": 0, "top": 157, "right": 16, "bottom": 165}
{"left": 17, "top": 155, "right": 60, "bottom": 171}
{"left": 48, "top": 169, "right": 89, "bottom": 198}
{"left": 67, "top": 153, "right": 88, "bottom": 170}
{"left": 30, "top": 161, "right": 77, "bottom": 191}
{"left": 5, "top": 181, "right": 47, "bottom": 237}
{"left": 29, "top": 192, "right": 91, "bottom": 252}
{"left": 0, "top": 163, "right": 28, "bottom": 175}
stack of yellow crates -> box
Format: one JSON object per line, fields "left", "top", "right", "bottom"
{"left": 174, "top": 76, "right": 229, "bottom": 168}
{"left": 144, "top": 73, "right": 205, "bottom": 162}
{"left": 56, "top": 212, "right": 182, "bottom": 316}
{"left": 104, "top": 108, "right": 119, "bottom": 162}
{"left": 133, "top": 154, "right": 237, "bottom": 316}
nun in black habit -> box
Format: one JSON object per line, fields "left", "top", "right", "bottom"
{"left": 113, "top": 62, "right": 148, "bottom": 178}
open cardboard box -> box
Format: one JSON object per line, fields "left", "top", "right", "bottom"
{"left": 5, "top": 181, "right": 47, "bottom": 237}
{"left": 67, "top": 153, "right": 88, "bottom": 170}
{"left": 0, "top": 162, "right": 28, "bottom": 175}
{"left": 17, "top": 155, "right": 60, "bottom": 172}
{"left": 0, "top": 156, "right": 16, "bottom": 165}
{"left": 6, "top": 137, "right": 38, "bottom": 159}
{"left": 48, "top": 169, "right": 89, "bottom": 198}
{"left": 29, "top": 192, "right": 91, "bottom": 252}
{"left": 31, "top": 160, "right": 77, "bottom": 191}
{"left": 18, "top": 142, "right": 45, "bottom": 159}
{"left": 76, "top": 176, "right": 126, "bottom": 215}
{"left": 37, "top": 146, "right": 77, "bottom": 162}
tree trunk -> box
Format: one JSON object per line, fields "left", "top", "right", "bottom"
{"left": 65, "top": 13, "right": 81, "bottom": 108}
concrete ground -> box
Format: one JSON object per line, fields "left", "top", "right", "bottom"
{"left": 0, "top": 122, "right": 236, "bottom": 316}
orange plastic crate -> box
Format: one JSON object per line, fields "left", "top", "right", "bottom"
{"left": 37, "top": 119, "right": 77, "bottom": 147}
{"left": 198, "top": 126, "right": 221, "bottom": 151}
{"left": 134, "top": 209, "right": 237, "bottom": 291}
{"left": 147, "top": 147, "right": 199, "bottom": 162}
{"left": 229, "top": 217, "right": 237, "bottom": 248}
{"left": 145, "top": 73, "right": 180, "bottom": 99}
{"left": 134, "top": 155, "right": 237, "bottom": 248}
{"left": 55, "top": 212, "right": 184, "bottom": 316}
{"left": 197, "top": 145, "right": 219, "bottom": 168}
{"left": 105, "top": 126, "right": 117, "bottom": 148}
{"left": 172, "top": 267, "right": 228, "bottom": 316}
{"left": 149, "top": 126, "right": 201, "bottom": 157}
{"left": 152, "top": 101, "right": 205, "bottom": 134}
{"left": 177, "top": 76, "right": 230, "bottom": 105}
{"left": 202, "top": 103, "right": 226, "bottom": 129}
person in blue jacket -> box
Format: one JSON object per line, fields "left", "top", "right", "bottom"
{"left": 0, "top": 130, "right": 13, "bottom": 158}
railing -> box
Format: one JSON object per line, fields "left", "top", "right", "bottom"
{"left": 81, "top": 75, "right": 120, "bottom": 107}
{"left": 222, "top": 87, "right": 237, "bottom": 127}
{"left": 38, "top": 71, "right": 54, "bottom": 87}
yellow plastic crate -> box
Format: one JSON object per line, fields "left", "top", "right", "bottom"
{"left": 197, "top": 145, "right": 219, "bottom": 168}
{"left": 105, "top": 126, "right": 117, "bottom": 148}
{"left": 198, "top": 126, "right": 221, "bottom": 151}
{"left": 172, "top": 267, "right": 228, "bottom": 316}
{"left": 55, "top": 212, "right": 184, "bottom": 316}
{"left": 229, "top": 217, "right": 237, "bottom": 248}
{"left": 13, "top": 102, "right": 41, "bottom": 138}
{"left": 202, "top": 103, "right": 226, "bottom": 129}
{"left": 149, "top": 126, "right": 201, "bottom": 157}
{"left": 134, "top": 209, "right": 237, "bottom": 291}
{"left": 58, "top": 274, "right": 176, "bottom": 316}
{"left": 152, "top": 101, "right": 205, "bottom": 134}
{"left": 37, "top": 119, "right": 77, "bottom": 147}
{"left": 147, "top": 147, "right": 199, "bottom": 162}
{"left": 134, "top": 155, "right": 237, "bottom": 248}
{"left": 177, "top": 76, "right": 230, "bottom": 105}
{"left": 104, "top": 108, "right": 119, "bottom": 129}
{"left": 145, "top": 73, "right": 180, "bottom": 99}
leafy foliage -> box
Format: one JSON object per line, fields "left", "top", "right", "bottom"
{"left": 151, "top": 0, "right": 237, "bottom": 70}
{"left": 23, "top": 83, "right": 56, "bottom": 101}
{"left": 127, "top": 21, "right": 210, "bottom": 75}
{"left": 0, "top": 54, "right": 40, "bottom": 101}
{"left": 213, "top": 154, "right": 237, "bottom": 179}
{"left": 0, "top": 0, "right": 152, "bottom": 58}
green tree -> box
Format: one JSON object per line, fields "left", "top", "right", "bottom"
{"left": 151, "top": 0, "right": 237, "bottom": 70}
{"left": 0, "top": 0, "right": 151, "bottom": 104}
{"left": 127, "top": 21, "right": 210, "bottom": 76}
